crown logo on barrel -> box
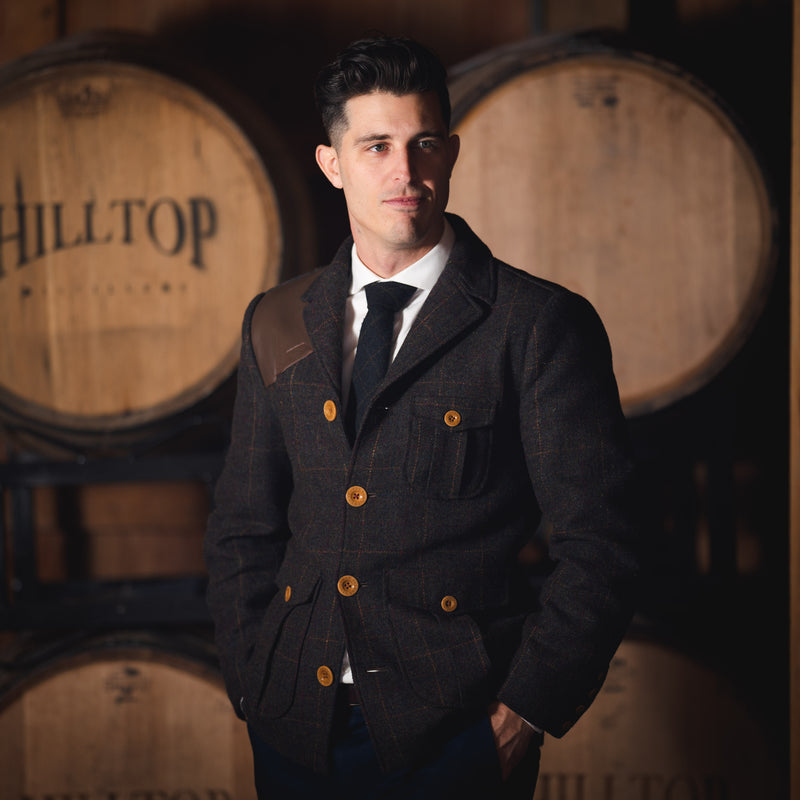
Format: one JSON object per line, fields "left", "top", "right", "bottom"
{"left": 55, "top": 81, "right": 111, "bottom": 118}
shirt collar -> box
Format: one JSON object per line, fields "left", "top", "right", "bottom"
{"left": 349, "top": 219, "right": 455, "bottom": 295}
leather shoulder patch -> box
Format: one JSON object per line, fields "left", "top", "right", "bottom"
{"left": 251, "top": 270, "right": 320, "bottom": 387}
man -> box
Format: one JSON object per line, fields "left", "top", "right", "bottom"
{"left": 204, "top": 35, "right": 640, "bottom": 799}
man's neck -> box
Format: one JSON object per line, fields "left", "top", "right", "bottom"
{"left": 354, "top": 247, "right": 432, "bottom": 279}
{"left": 351, "top": 218, "right": 446, "bottom": 279}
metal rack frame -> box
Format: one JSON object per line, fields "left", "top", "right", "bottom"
{"left": 0, "top": 451, "right": 224, "bottom": 630}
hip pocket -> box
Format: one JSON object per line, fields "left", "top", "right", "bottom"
{"left": 386, "top": 573, "right": 493, "bottom": 708}
{"left": 250, "top": 563, "right": 321, "bottom": 718}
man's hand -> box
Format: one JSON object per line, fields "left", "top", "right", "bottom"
{"left": 488, "top": 700, "right": 536, "bottom": 780}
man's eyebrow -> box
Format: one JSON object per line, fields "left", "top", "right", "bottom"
{"left": 415, "top": 130, "right": 446, "bottom": 140}
{"left": 353, "top": 133, "right": 391, "bottom": 145}
{"left": 352, "top": 130, "right": 446, "bottom": 146}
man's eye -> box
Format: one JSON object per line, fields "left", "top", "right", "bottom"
{"left": 418, "top": 139, "right": 438, "bottom": 150}
{"left": 369, "top": 143, "right": 388, "bottom": 152}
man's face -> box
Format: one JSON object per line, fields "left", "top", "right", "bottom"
{"left": 316, "top": 90, "right": 460, "bottom": 276}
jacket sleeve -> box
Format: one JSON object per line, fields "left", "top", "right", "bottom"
{"left": 204, "top": 294, "right": 293, "bottom": 718}
{"left": 498, "top": 288, "right": 641, "bottom": 737}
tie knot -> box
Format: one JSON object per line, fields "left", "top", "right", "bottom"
{"left": 364, "top": 281, "right": 416, "bottom": 313}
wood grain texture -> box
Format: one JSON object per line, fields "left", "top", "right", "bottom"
{"left": 0, "top": 1, "right": 59, "bottom": 65}
{"left": 0, "top": 634, "right": 256, "bottom": 798}
{"left": 449, "top": 42, "right": 776, "bottom": 416}
{"left": 546, "top": 0, "right": 629, "bottom": 31}
{"left": 63, "top": 0, "right": 533, "bottom": 66}
{"left": 534, "top": 637, "right": 782, "bottom": 799}
{"left": 0, "top": 40, "right": 309, "bottom": 437}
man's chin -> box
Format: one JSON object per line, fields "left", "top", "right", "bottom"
{"left": 386, "top": 216, "right": 441, "bottom": 250}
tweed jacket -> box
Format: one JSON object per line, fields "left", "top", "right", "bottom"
{"left": 204, "top": 214, "right": 640, "bottom": 775}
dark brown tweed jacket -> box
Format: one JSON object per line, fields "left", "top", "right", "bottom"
{"left": 204, "top": 214, "right": 640, "bottom": 775}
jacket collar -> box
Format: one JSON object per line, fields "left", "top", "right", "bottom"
{"left": 439, "top": 212, "right": 496, "bottom": 305}
{"left": 387, "top": 214, "right": 495, "bottom": 381}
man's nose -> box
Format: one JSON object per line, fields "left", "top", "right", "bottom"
{"left": 393, "top": 148, "right": 416, "bottom": 181}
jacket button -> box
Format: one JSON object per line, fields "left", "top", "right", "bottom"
{"left": 441, "top": 595, "right": 458, "bottom": 612}
{"left": 317, "top": 666, "right": 334, "bottom": 687}
{"left": 284, "top": 585, "right": 292, "bottom": 602}
{"left": 444, "top": 410, "right": 461, "bottom": 427}
{"left": 346, "top": 486, "right": 367, "bottom": 507}
{"left": 324, "top": 400, "right": 337, "bottom": 421}
{"left": 337, "top": 575, "right": 359, "bottom": 596}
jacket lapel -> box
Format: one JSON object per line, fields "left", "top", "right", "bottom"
{"left": 387, "top": 215, "right": 496, "bottom": 383}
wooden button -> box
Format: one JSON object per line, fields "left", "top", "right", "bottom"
{"left": 337, "top": 575, "right": 359, "bottom": 596}
{"left": 317, "top": 665, "right": 334, "bottom": 687}
{"left": 284, "top": 585, "right": 292, "bottom": 602}
{"left": 441, "top": 595, "right": 458, "bottom": 612}
{"left": 444, "top": 410, "right": 461, "bottom": 427}
{"left": 346, "top": 486, "right": 367, "bottom": 507}
{"left": 323, "top": 400, "right": 337, "bottom": 421}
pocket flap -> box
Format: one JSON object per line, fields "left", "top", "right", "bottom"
{"left": 386, "top": 567, "right": 509, "bottom": 614}
{"left": 411, "top": 396, "right": 496, "bottom": 429}
{"left": 275, "top": 558, "right": 320, "bottom": 607}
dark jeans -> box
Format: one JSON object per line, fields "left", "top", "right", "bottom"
{"left": 247, "top": 694, "right": 542, "bottom": 800}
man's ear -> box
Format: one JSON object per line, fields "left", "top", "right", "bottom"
{"left": 316, "top": 144, "right": 343, "bottom": 189}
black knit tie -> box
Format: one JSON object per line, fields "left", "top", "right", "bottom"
{"left": 347, "top": 281, "right": 416, "bottom": 434}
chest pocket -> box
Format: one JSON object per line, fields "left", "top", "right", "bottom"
{"left": 404, "top": 397, "right": 496, "bottom": 498}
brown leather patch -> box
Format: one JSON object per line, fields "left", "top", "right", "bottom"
{"left": 251, "top": 270, "right": 319, "bottom": 387}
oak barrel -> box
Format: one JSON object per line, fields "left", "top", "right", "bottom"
{"left": 534, "top": 636, "right": 783, "bottom": 799}
{"left": 448, "top": 36, "right": 777, "bottom": 416}
{"left": 0, "top": 33, "right": 315, "bottom": 451}
{"left": 0, "top": 631, "right": 256, "bottom": 799}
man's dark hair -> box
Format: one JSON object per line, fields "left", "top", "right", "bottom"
{"left": 314, "top": 35, "right": 451, "bottom": 145}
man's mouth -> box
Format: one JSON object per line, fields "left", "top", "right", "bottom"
{"left": 384, "top": 195, "right": 425, "bottom": 210}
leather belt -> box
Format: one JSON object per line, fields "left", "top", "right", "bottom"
{"left": 339, "top": 683, "right": 361, "bottom": 706}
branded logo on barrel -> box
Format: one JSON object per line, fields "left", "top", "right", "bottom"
{"left": 0, "top": 178, "right": 219, "bottom": 287}
{"left": 104, "top": 664, "right": 151, "bottom": 704}
{"left": 536, "top": 771, "right": 731, "bottom": 799}
{"left": 0, "top": 56, "right": 283, "bottom": 436}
